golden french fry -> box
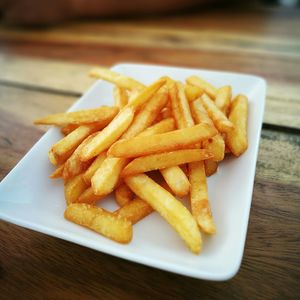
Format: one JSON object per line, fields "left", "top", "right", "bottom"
{"left": 64, "top": 175, "right": 88, "bottom": 205}
{"left": 138, "top": 118, "right": 175, "bottom": 137}
{"left": 77, "top": 187, "right": 104, "bottom": 204}
{"left": 125, "top": 174, "right": 201, "bottom": 253}
{"left": 82, "top": 152, "right": 106, "bottom": 185}
{"left": 89, "top": 67, "right": 145, "bottom": 90}
{"left": 204, "top": 159, "right": 218, "bottom": 176}
{"left": 49, "top": 164, "right": 64, "bottom": 179}
{"left": 226, "top": 94, "right": 248, "bottom": 156}
{"left": 176, "top": 82, "right": 195, "bottom": 128}
{"left": 122, "top": 149, "right": 213, "bottom": 177}
{"left": 169, "top": 81, "right": 185, "bottom": 129}
{"left": 63, "top": 133, "right": 96, "bottom": 180}
{"left": 65, "top": 203, "right": 132, "bottom": 243}
{"left": 91, "top": 157, "right": 128, "bottom": 196}
{"left": 49, "top": 123, "right": 102, "bottom": 165}
{"left": 122, "top": 85, "right": 169, "bottom": 139}
{"left": 61, "top": 124, "right": 78, "bottom": 136}
{"left": 115, "top": 183, "right": 134, "bottom": 207}
{"left": 115, "top": 197, "right": 153, "bottom": 224}
{"left": 160, "top": 166, "right": 190, "bottom": 197}
{"left": 189, "top": 161, "right": 216, "bottom": 234}
{"left": 113, "top": 86, "right": 129, "bottom": 109}
{"left": 34, "top": 106, "right": 119, "bottom": 126}
{"left": 200, "top": 94, "right": 234, "bottom": 133}
{"left": 215, "top": 86, "right": 232, "bottom": 116}
{"left": 190, "top": 99, "right": 214, "bottom": 127}
{"left": 80, "top": 107, "right": 134, "bottom": 161}
{"left": 185, "top": 84, "right": 204, "bottom": 102}
{"left": 186, "top": 76, "right": 217, "bottom": 99}
{"left": 108, "top": 123, "right": 217, "bottom": 158}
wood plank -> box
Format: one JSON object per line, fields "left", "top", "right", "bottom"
{"left": 0, "top": 53, "right": 299, "bottom": 129}
{"left": 0, "top": 96, "right": 299, "bottom": 299}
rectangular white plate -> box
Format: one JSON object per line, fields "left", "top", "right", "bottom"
{"left": 0, "top": 64, "right": 266, "bottom": 280}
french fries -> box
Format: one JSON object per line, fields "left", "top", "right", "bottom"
{"left": 122, "top": 149, "right": 213, "bottom": 177}
{"left": 225, "top": 95, "right": 248, "bottom": 156}
{"left": 108, "top": 123, "right": 217, "bottom": 158}
{"left": 65, "top": 203, "right": 132, "bottom": 243}
{"left": 125, "top": 174, "right": 201, "bottom": 253}
{"left": 34, "top": 107, "right": 119, "bottom": 126}
{"left": 35, "top": 67, "right": 249, "bottom": 253}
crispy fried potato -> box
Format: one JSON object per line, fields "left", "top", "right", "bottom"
{"left": 122, "top": 149, "right": 213, "bottom": 177}
{"left": 63, "top": 133, "right": 96, "bottom": 180}
{"left": 169, "top": 81, "right": 185, "bottom": 129}
{"left": 201, "top": 94, "right": 234, "bottom": 133}
{"left": 186, "top": 76, "right": 217, "bottom": 99}
{"left": 64, "top": 175, "right": 88, "bottom": 205}
{"left": 215, "top": 86, "right": 232, "bottom": 116}
{"left": 34, "top": 106, "right": 119, "bottom": 126}
{"left": 90, "top": 67, "right": 145, "bottom": 90}
{"left": 49, "top": 123, "right": 102, "bottom": 165}
{"left": 80, "top": 107, "right": 134, "bottom": 161}
{"left": 225, "top": 94, "right": 248, "bottom": 156}
{"left": 185, "top": 84, "right": 204, "bottom": 102}
{"left": 190, "top": 99, "right": 215, "bottom": 127}
{"left": 113, "top": 86, "right": 129, "bottom": 109}
{"left": 115, "top": 197, "right": 153, "bottom": 224}
{"left": 82, "top": 152, "right": 106, "bottom": 185}
{"left": 204, "top": 159, "right": 218, "bottom": 176}
{"left": 108, "top": 123, "right": 217, "bottom": 158}
{"left": 138, "top": 118, "right": 175, "bottom": 137}
{"left": 91, "top": 157, "right": 128, "bottom": 196}
{"left": 77, "top": 187, "right": 104, "bottom": 204}
{"left": 61, "top": 124, "right": 78, "bottom": 136}
{"left": 160, "top": 166, "right": 190, "bottom": 197}
{"left": 65, "top": 203, "right": 132, "bottom": 243}
{"left": 125, "top": 174, "right": 201, "bottom": 253}
{"left": 189, "top": 161, "right": 216, "bottom": 234}
{"left": 115, "top": 183, "right": 134, "bottom": 207}
{"left": 49, "top": 164, "right": 65, "bottom": 179}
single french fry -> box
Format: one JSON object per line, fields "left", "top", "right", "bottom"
{"left": 34, "top": 106, "right": 119, "bottom": 126}
{"left": 185, "top": 84, "right": 204, "bottom": 102}
{"left": 49, "top": 123, "right": 102, "bottom": 165}
{"left": 138, "top": 118, "right": 175, "bottom": 137}
{"left": 77, "top": 187, "right": 104, "bottom": 204}
{"left": 215, "top": 86, "right": 232, "bottom": 116}
{"left": 64, "top": 175, "right": 88, "bottom": 205}
{"left": 65, "top": 203, "right": 132, "bottom": 243}
{"left": 115, "top": 183, "right": 134, "bottom": 207}
{"left": 190, "top": 99, "right": 215, "bottom": 127}
{"left": 122, "top": 149, "right": 213, "bottom": 177}
{"left": 186, "top": 76, "right": 217, "bottom": 99}
{"left": 80, "top": 107, "right": 134, "bottom": 161}
{"left": 189, "top": 161, "right": 216, "bottom": 234}
{"left": 63, "top": 133, "right": 96, "bottom": 180}
{"left": 200, "top": 94, "right": 234, "bottom": 133}
{"left": 204, "top": 159, "right": 218, "bottom": 176}
{"left": 90, "top": 67, "right": 145, "bottom": 90}
{"left": 108, "top": 123, "right": 217, "bottom": 158}
{"left": 91, "top": 157, "right": 128, "bottom": 196}
{"left": 225, "top": 94, "right": 248, "bottom": 156}
{"left": 160, "top": 166, "right": 190, "bottom": 197}
{"left": 122, "top": 86, "right": 169, "bottom": 139}
{"left": 49, "top": 164, "right": 65, "bottom": 179}
{"left": 115, "top": 197, "right": 153, "bottom": 224}
{"left": 169, "top": 81, "right": 185, "bottom": 129}
{"left": 176, "top": 82, "right": 195, "bottom": 128}
{"left": 125, "top": 174, "right": 201, "bottom": 253}
{"left": 82, "top": 152, "right": 106, "bottom": 185}
{"left": 113, "top": 86, "right": 128, "bottom": 109}
{"left": 61, "top": 124, "right": 78, "bottom": 136}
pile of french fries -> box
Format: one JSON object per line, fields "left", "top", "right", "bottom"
{"left": 34, "top": 67, "right": 248, "bottom": 254}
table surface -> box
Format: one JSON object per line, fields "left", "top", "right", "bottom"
{"left": 0, "top": 4, "right": 299, "bottom": 300}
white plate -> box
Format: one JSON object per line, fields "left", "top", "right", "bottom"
{"left": 0, "top": 64, "right": 266, "bottom": 281}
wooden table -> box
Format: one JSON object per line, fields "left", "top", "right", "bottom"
{"left": 0, "top": 5, "right": 299, "bottom": 300}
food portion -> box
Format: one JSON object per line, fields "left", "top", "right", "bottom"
{"left": 35, "top": 68, "right": 249, "bottom": 253}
